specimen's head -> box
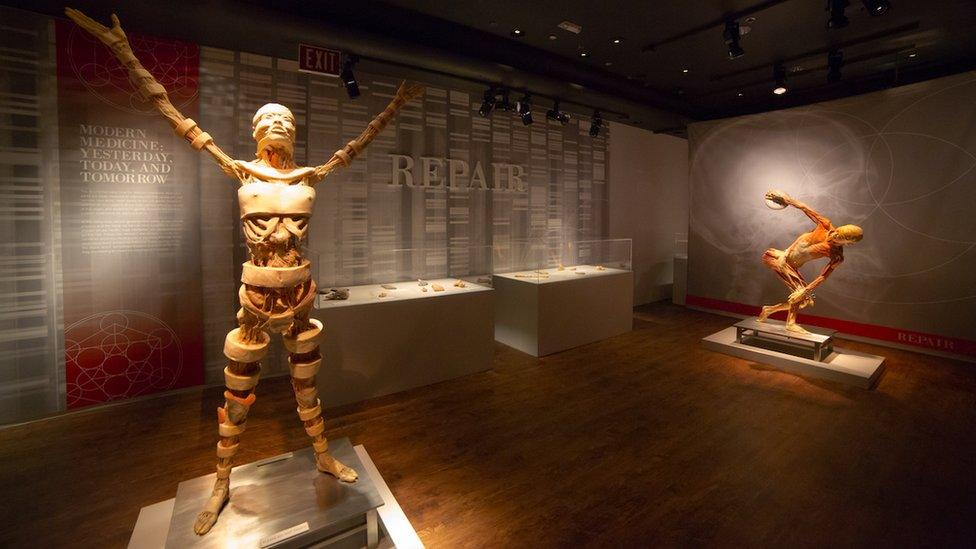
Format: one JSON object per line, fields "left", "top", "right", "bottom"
{"left": 252, "top": 103, "right": 296, "bottom": 157}
{"left": 828, "top": 224, "right": 863, "bottom": 245}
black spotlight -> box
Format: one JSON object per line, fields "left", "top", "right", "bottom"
{"left": 723, "top": 20, "right": 745, "bottom": 59}
{"left": 478, "top": 87, "right": 497, "bottom": 118}
{"left": 826, "top": 0, "right": 850, "bottom": 29}
{"left": 546, "top": 100, "right": 570, "bottom": 125}
{"left": 515, "top": 94, "right": 533, "bottom": 125}
{"left": 340, "top": 55, "right": 360, "bottom": 99}
{"left": 862, "top": 0, "right": 890, "bottom": 16}
{"left": 772, "top": 63, "right": 788, "bottom": 95}
{"left": 827, "top": 49, "right": 844, "bottom": 82}
{"left": 589, "top": 110, "right": 603, "bottom": 137}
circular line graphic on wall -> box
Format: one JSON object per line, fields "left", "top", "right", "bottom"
{"left": 65, "top": 25, "right": 198, "bottom": 115}
{"left": 65, "top": 310, "right": 183, "bottom": 408}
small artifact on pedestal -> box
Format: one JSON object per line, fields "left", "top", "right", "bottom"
{"left": 515, "top": 272, "right": 549, "bottom": 279}
{"left": 380, "top": 284, "right": 397, "bottom": 290}
{"left": 758, "top": 190, "right": 862, "bottom": 334}
{"left": 320, "top": 287, "right": 350, "bottom": 300}
{"left": 432, "top": 283, "right": 445, "bottom": 292}
{"left": 378, "top": 292, "right": 388, "bottom": 298}
{"left": 64, "top": 8, "right": 424, "bottom": 536}
{"left": 417, "top": 279, "right": 428, "bottom": 286}
{"left": 453, "top": 279, "right": 466, "bottom": 288}
{"left": 597, "top": 265, "right": 606, "bottom": 271}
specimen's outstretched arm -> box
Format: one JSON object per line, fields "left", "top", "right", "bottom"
{"left": 311, "top": 82, "right": 424, "bottom": 184}
{"left": 789, "top": 254, "right": 843, "bottom": 303}
{"left": 65, "top": 8, "right": 240, "bottom": 179}
{"left": 765, "top": 190, "right": 833, "bottom": 230}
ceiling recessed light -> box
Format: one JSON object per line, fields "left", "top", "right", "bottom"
{"left": 907, "top": 50, "right": 918, "bottom": 58}
{"left": 511, "top": 29, "right": 523, "bottom": 37}
{"left": 612, "top": 37, "right": 622, "bottom": 45}
{"left": 558, "top": 20, "right": 582, "bottom": 34}
{"left": 682, "top": 68, "right": 689, "bottom": 73}
{"left": 548, "top": 34, "right": 557, "bottom": 41}
{"left": 863, "top": 0, "right": 891, "bottom": 16}
{"left": 579, "top": 51, "right": 589, "bottom": 57}
{"left": 605, "top": 61, "right": 613, "bottom": 66}
{"left": 737, "top": 92, "right": 744, "bottom": 97}
{"left": 772, "top": 62, "right": 788, "bottom": 95}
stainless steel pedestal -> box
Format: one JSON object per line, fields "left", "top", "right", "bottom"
{"left": 734, "top": 317, "right": 835, "bottom": 361}
{"left": 165, "top": 438, "right": 383, "bottom": 548}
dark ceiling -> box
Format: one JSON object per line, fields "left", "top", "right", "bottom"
{"left": 374, "top": 0, "right": 976, "bottom": 126}
{"left": 6, "top": 0, "right": 976, "bottom": 134}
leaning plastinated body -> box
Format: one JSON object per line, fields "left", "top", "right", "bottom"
{"left": 64, "top": 8, "right": 423, "bottom": 535}
{"left": 758, "top": 190, "right": 862, "bottom": 334}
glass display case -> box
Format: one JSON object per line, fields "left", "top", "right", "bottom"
{"left": 313, "top": 245, "right": 493, "bottom": 304}
{"left": 563, "top": 238, "right": 632, "bottom": 271}
{"left": 491, "top": 238, "right": 549, "bottom": 282}
{"left": 492, "top": 237, "right": 632, "bottom": 283}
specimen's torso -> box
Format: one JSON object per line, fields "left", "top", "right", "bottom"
{"left": 785, "top": 226, "right": 839, "bottom": 268}
{"left": 235, "top": 160, "right": 317, "bottom": 268}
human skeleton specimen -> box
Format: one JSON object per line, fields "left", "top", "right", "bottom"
{"left": 65, "top": 8, "right": 424, "bottom": 535}
{"left": 759, "top": 190, "right": 863, "bottom": 334}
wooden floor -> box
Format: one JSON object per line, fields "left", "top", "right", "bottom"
{"left": 1, "top": 303, "right": 975, "bottom": 548}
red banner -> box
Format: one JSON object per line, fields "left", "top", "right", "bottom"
{"left": 56, "top": 20, "right": 204, "bottom": 408}
{"left": 686, "top": 295, "right": 976, "bottom": 358}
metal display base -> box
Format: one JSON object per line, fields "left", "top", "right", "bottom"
{"left": 164, "top": 438, "right": 382, "bottom": 549}
{"left": 734, "top": 318, "right": 835, "bottom": 361}
{"left": 130, "top": 444, "right": 423, "bottom": 548}
{"left": 703, "top": 323, "right": 885, "bottom": 389}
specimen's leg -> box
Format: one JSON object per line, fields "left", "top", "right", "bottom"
{"left": 193, "top": 308, "right": 269, "bottom": 535}
{"left": 785, "top": 304, "right": 810, "bottom": 334}
{"left": 759, "top": 248, "right": 812, "bottom": 327}
{"left": 758, "top": 301, "right": 790, "bottom": 321}
{"left": 284, "top": 315, "right": 358, "bottom": 483}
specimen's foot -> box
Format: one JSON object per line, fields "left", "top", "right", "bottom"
{"left": 757, "top": 306, "right": 773, "bottom": 322}
{"left": 316, "top": 451, "right": 358, "bottom": 482}
{"left": 785, "top": 323, "right": 810, "bottom": 335}
{"left": 193, "top": 478, "right": 229, "bottom": 535}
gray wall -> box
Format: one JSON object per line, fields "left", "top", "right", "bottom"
{"left": 0, "top": 7, "right": 614, "bottom": 423}
{"left": 609, "top": 122, "right": 689, "bottom": 305}
{"left": 688, "top": 70, "right": 976, "bottom": 357}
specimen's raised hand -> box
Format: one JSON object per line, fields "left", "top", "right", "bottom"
{"left": 64, "top": 8, "right": 133, "bottom": 58}
{"left": 395, "top": 81, "right": 425, "bottom": 104}
{"left": 764, "top": 189, "right": 792, "bottom": 208}
{"left": 312, "top": 81, "right": 425, "bottom": 183}
{"left": 65, "top": 7, "right": 240, "bottom": 180}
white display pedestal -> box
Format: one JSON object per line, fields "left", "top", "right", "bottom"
{"left": 702, "top": 319, "right": 885, "bottom": 389}
{"left": 672, "top": 255, "right": 687, "bottom": 306}
{"left": 493, "top": 266, "right": 633, "bottom": 357}
{"left": 312, "top": 278, "right": 493, "bottom": 407}
{"left": 128, "top": 442, "right": 424, "bottom": 548}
